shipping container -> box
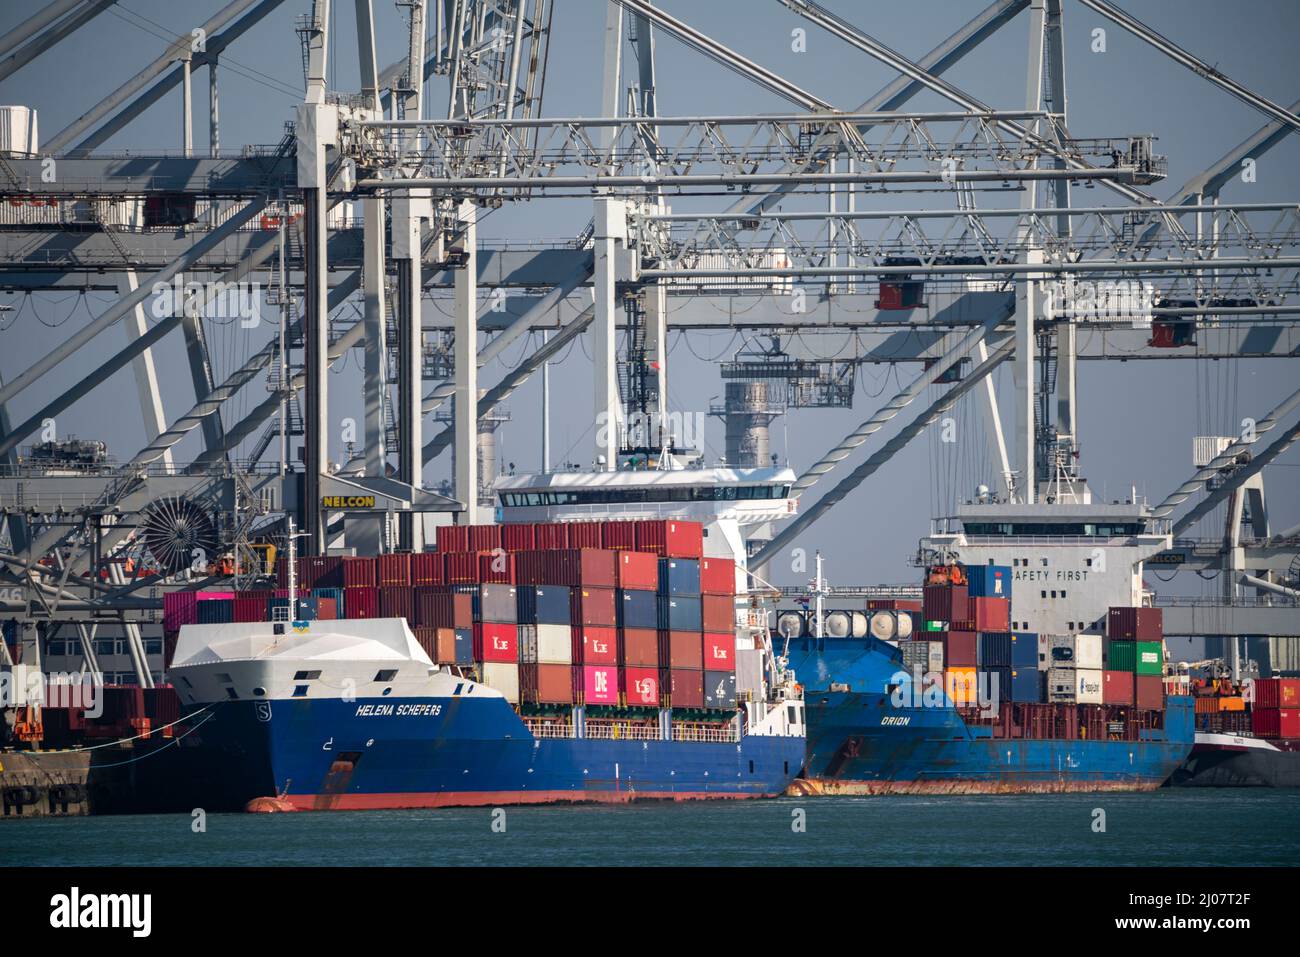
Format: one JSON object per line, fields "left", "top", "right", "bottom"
{"left": 978, "top": 666, "right": 1011, "bottom": 704}
{"left": 1108, "top": 639, "right": 1163, "bottom": 675}
{"left": 1251, "top": 708, "right": 1300, "bottom": 739}
{"left": 923, "top": 582, "right": 969, "bottom": 624}
{"left": 1048, "top": 634, "right": 1104, "bottom": 670}
{"left": 944, "top": 667, "right": 978, "bottom": 706}
{"left": 1218, "top": 696, "right": 1245, "bottom": 713}
{"left": 232, "top": 595, "right": 267, "bottom": 623}
{"left": 659, "top": 557, "right": 701, "bottom": 596}
{"left": 976, "top": 632, "right": 1012, "bottom": 667}
{"left": 481, "top": 662, "right": 519, "bottom": 703}
{"left": 600, "top": 520, "right": 638, "bottom": 551}
{"left": 534, "top": 624, "right": 572, "bottom": 665}
{"left": 965, "top": 564, "right": 1012, "bottom": 598}
{"left": 478, "top": 551, "right": 516, "bottom": 584}
{"left": 376, "top": 553, "right": 412, "bottom": 587}
{"left": 521, "top": 662, "right": 573, "bottom": 704}
{"left": 701, "top": 594, "right": 735, "bottom": 633}
{"left": 1009, "top": 632, "right": 1039, "bottom": 669}
{"left": 301, "top": 555, "right": 344, "bottom": 589}
{"left": 434, "top": 525, "right": 470, "bottom": 553}
{"left": 703, "top": 632, "right": 735, "bottom": 671}
{"left": 468, "top": 524, "right": 502, "bottom": 553}
{"left": 661, "top": 630, "right": 704, "bottom": 670}
{"left": 478, "top": 583, "right": 518, "bottom": 624}
{"left": 615, "top": 550, "right": 659, "bottom": 591}
{"left": 941, "top": 631, "right": 978, "bottom": 667}
{"left": 616, "top": 588, "right": 659, "bottom": 630}
{"left": 970, "top": 596, "right": 1010, "bottom": 632}
{"left": 1046, "top": 667, "right": 1103, "bottom": 704}
{"left": 516, "top": 584, "right": 572, "bottom": 625}
{"left": 342, "top": 556, "right": 376, "bottom": 588}
{"left": 474, "top": 622, "right": 519, "bottom": 663}
{"left": 571, "top": 586, "right": 617, "bottom": 627}
{"left": 379, "top": 586, "right": 414, "bottom": 622}
{"left": 622, "top": 666, "right": 661, "bottom": 707}
{"left": 415, "top": 588, "right": 473, "bottom": 630}
{"left": 515, "top": 548, "right": 617, "bottom": 587}
{"left": 501, "top": 523, "right": 536, "bottom": 552}
{"left": 1102, "top": 670, "right": 1135, "bottom": 705}
{"left": 699, "top": 557, "right": 737, "bottom": 596}
{"left": 163, "top": 592, "right": 199, "bottom": 631}
{"left": 1253, "top": 677, "right": 1300, "bottom": 709}
{"left": 567, "top": 522, "right": 604, "bottom": 549}
{"left": 1107, "top": 606, "right": 1163, "bottom": 640}
{"left": 866, "top": 598, "right": 923, "bottom": 612}
{"left": 658, "top": 595, "right": 703, "bottom": 632}
{"left": 1009, "top": 667, "right": 1041, "bottom": 703}
{"left": 534, "top": 523, "right": 569, "bottom": 550}
{"left": 444, "top": 552, "right": 482, "bottom": 584}
{"left": 575, "top": 625, "right": 617, "bottom": 665}
{"left": 620, "top": 627, "right": 659, "bottom": 667}
{"left": 196, "top": 599, "right": 233, "bottom": 624}
{"left": 634, "top": 519, "right": 704, "bottom": 558}
{"left": 316, "top": 597, "right": 338, "bottom": 620}
{"left": 703, "top": 670, "right": 738, "bottom": 710}
{"left": 581, "top": 664, "right": 618, "bottom": 705}
{"left": 454, "top": 628, "right": 473, "bottom": 664}
{"left": 411, "top": 552, "right": 444, "bottom": 586}
{"left": 667, "top": 668, "right": 704, "bottom": 708}
{"left": 1135, "top": 674, "right": 1164, "bottom": 711}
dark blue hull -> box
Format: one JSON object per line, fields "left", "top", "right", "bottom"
{"left": 784, "top": 636, "right": 1195, "bottom": 794}
{"left": 180, "top": 696, "right": 805, "bottom": 811}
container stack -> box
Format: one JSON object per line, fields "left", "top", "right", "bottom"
{"left": 1250, "top": 678, "right": 1300, "bottom": 739}
{"left": 1105, "top": 606, "right": 1165, "bottom": 710}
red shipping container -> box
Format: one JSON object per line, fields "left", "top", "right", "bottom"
{"left": 468, "top": 524, "right": 502, "bottom": 553}
{"left": 516, "top": 549, "right": 617, "bottom": 588}
{"left": 615, "top": 550, "right": 659, "bottom": 591}
{"left": 942, "top": 631, "right": 978, "bottom": 667}
{"left": 704, "top": 632, "right": 735, "bottom": 671}
{"left": 1102, "top": 670, "right": 1134, "bottom": 706}
{"left": 444, "top": 552, "right": 481, "bottom": 584}
{"left": 701, "top": 595, "right": 735, "bottom": 633}
{"left": 1254, "top": 677, "right": 1300, "bottom": 709}
{"left": 502, "top": 523, "right": 536, "bottom": 552}
{"left": 699, "top": 557, "right": 737, "bottom": 596}
{"left": 412, "top": 626, "right": 437, "bottom": 661}
{"left": 316, "top": 597, "right": 338, "bottom": 620}
{"left": 1107, "top": 606, "right": 1163, "bottom": 640}
{"left": 416, "top": 588, "right": 473, "bottom": 629}
{"left": 534, "top": 523, "right": 569, "bottom": 550}
{"left": 567, "top": 522, "right": 603, "bottom": 548}
{"left": 435, "top": 525, "right": 470, "bottom": 553}
{"left": 522, "top": 662, "right": 574, "bottom": 704}
{"left": 581, "top": 664, "right": 618, "bottom": 705}
{"left": 621, "top": 627, "right": 659, "bottom": 667}
{"left": 1134, "top": 674, "right": 1164, "bottom": 710}
{"left": 601, "top": 520, "right": 638, "bottom": 551}
{"left": 411, "top": 552, "right": 444, "bottom": 586}
{"left": 923, "top": 582, "right": 969, "bottom": 624}
{"left": 575, "top": 625, "right": 617, "bottom": 665}
{"left": 971, "top": 596, "right": 1010, "bottom": 632}
{"left": 343, "top": 586, "right": 379, "bottom": 619}
{"left": 342, "top": 556, "right": 377, "bottom": 588}
{"left": 634, "top": 519, "right": 704, "bottom": 558}
{"left": 379, "top": 586, "right": 414, "bottom": 622}
{"left": 475, "top": 622, "right": 519, "bottom": 663}
{"left": 232, "top": 596, "right": 265, "bottom": 623}
{"left": 478, "top": 551, "right": 516, "bottom": 584}
{"left": 163, "top": 592, "right": 199, "bottom": 631}
{"left": 376, "top": 553, "right": 412, "bottom": 587}
{"left": 570, "top": 586, "right": 616, "bottom": 626}
{"left": 667, "top": 668, "right": 704, "bottom": 708}
{"left": 1252, "top": 708, "right": 1300, "bottom": 738}
{"left": 623, "top": 667, "right": 661, "bottom": 706}
{"left": 661, "top": 630, "right": 703, "bottom": 670}
{"left": 866, "top": 598, "right": 923, "bottom": 612}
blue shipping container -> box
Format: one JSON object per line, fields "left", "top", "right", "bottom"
{"left": 618, "top": 589, "right": 659, "bottom": 629}
{"left": 976, "top": 632, "right": 1012, "bottom": 667}
{"left": 1010, "top": 666, "right": 1041, "bottom": 703}
{"left": 516, "top": 585, "right": 572, "bottom": 626}
{"left": 703, "top": 670, "right": 737, "bottom": 710}
{"left": 196, "top": 599, "right": 233, "bottom": 624}
{"left": 1010, "top": 632, "right": 1038, "bottom": 668}
{"left": 658, "top": 558, "right": 701, "bottom": 596}
{"left": 454, "top": 627, "right": 474, "bottom": 665}
{"left": 658, "top": 595, "right": 703, "bottom": 632}
{"left": 967, "top": 564, "right": 1012, "bottom": 598}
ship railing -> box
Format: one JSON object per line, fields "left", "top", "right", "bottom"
{"left": 1154, "top": 595, "right": 1300, "bottom": 608}
{"left": 523, "top": 718, "right": 576, "bottom": 739}
{"left": 957, "top": 535, "right": 1144, "bottom": 546}
{"left": 583, "top": 720, "right": 661, "bottom": 741}
{"left": 670, "top": 722, "right": 740, "bottom": 744}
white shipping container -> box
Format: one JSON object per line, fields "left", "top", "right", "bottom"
{"left": 535, "top": 623, "right": 572, "bottom": 665}
{"left": 481, "top": 662, "right": 519, "bottom": 703}
{"left": 1046, "top": 666, "right": 1104, "bottom": 703}
{"left": 927, "top": 641, "right": 945, "bottom": 676}
{"left": 1047, "top": 634, "right": 1102, "bottom": 670}
{"left": 0, "top": 106, "right": 38, "bottom": 155}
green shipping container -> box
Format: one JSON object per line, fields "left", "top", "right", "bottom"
{"left": 1108, "top": 639, "right": 1163, "bottom": 675}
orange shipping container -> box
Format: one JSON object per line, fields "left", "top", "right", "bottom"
{"left": 1218, "top": 696, "right": 1245, "bottom": 712}
{"left": 944, "top": 667, "right": 978, "bottom": 707}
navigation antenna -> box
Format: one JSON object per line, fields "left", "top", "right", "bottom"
{"left": 279, "top": 517, "right": 310, "bottom": 624}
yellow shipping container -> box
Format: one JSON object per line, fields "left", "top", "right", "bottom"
{"left": 1218, "top": 696, "right": 1245, "bottom": 712}
{"left": 945, "top": 667, "right": 978, "bottom": 707}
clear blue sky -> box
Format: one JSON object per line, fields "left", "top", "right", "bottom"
{"left": 1, "top": 0, "right": 1297, "bottom": 594}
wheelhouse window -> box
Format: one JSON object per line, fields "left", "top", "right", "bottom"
{"left": 374, "top": 669, "right": 398, "bottom": 683}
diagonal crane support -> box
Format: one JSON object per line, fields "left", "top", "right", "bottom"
{"left": 777, "top": 0, "right": 1158, "bottom": 207}
{"left": 1075, "top": 0, "right": 1300, "bottom": 133}
{"left": 0, "top": 0, "right": 117, "bottom": 84}
{"left": 1171, "top": 419, "right": 1300, "bottom": 540}
{"left": 610, "top": 0, "right": 831, "bottom": 111}
{"left": 1150, "top": 384, "right": 1300, "bottom": 521}
{"left": 792, "top": 307, "right": 1012, "bottom": 498}
{"left": 1166, "top": 96, "right": 1300, "bottom": 206}
{"left": 0, "top": 0, "right": 86, "bottom": 58}
{"left": 751, "top": 340, "right": 1016, "bottom": 570}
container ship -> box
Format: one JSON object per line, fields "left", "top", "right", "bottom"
{"left": 164, "top": 514, "right": 805, "bottom": 811}
{"left": 779, "top": 482, "right": 1196, "bottom": 794}
{"left": 1168, "top": 675, "right": 1300, "bottom": 787}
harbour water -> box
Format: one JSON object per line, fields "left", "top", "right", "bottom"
{"left": 3, "top": 791, "right": 1298, "bottom": 867}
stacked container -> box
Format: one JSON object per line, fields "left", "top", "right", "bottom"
{"left": 1251, "top": 678, "right": 1300, "bottom": 738}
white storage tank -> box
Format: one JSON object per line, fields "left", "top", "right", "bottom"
{"left": 776, "top": 611, "right": 804, "bottom": 639}
{"left": 850, "top": 611, "right": 869, "bottom": 638}
{"left": 0, "top": 106, "right": 38, "bottom": 156}
{"left": 823, "top": 611, "right": 851, "bottom": 638}
{"left": 869, "top": 610, "right": 898, "bottom": 641}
